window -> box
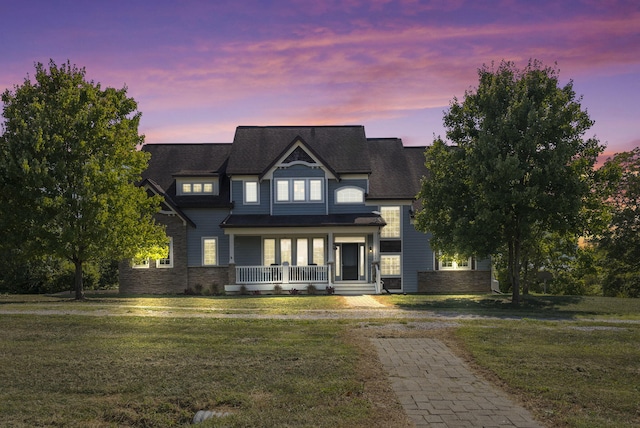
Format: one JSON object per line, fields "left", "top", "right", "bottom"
{"left": 263, "top": 239, "right": 276, "bottom": 265}
{"left": 381, "top": 206, "right": 400, "bottom": 238}
{"left": 157, "top": 237, "right": 173, "bottom": 268}
{"left": 380, "top": 255, "right": 401, "bottom": 276}
{"left": 275, "top": 178, "right": 323, "bottom": 202}
{"left": 293, "top": 180, "right": 306, "bottom": 201}
{"left": 312, "top": 238, "right": 324, "bottom": 265}
{"left": 179, "top": 180, "right": 217, "bottom": 195}
{"left": 276, "top": 180, "right": 289, "bottom": 202}
{"left": 438, "top": 254, "right": 471, "bottom": 270}
{"left": 280, "top": 239, "right": 292, "bottom": 265}
{"left": 336, "top": 187, "right": 364, "bottom": 203}
{"left": 309, "top": 180, "right": 322, "bottom": 201}
{"left": 203, "top": 238, "right": 217, "bottom": 266}
{"left": 296, "top": 238, "right": 308, "bottom": 266}
{"left": 244, "top": 181, "right": 258, "bottom": 204}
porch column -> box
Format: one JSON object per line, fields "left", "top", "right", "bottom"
{"left": 327, "top": 232, "right": 335, "bottom": 287}
{"left": 373, "top": 228, "right": 380, "bottom": 262}
{"left": 228, "top": 233, "right": 235, "bottom": 264}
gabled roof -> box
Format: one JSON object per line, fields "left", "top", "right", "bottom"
{"left": 141, "top": 143, "right": 233, "bottom": 209}
{"left": 367, "top": 138, "right": 427, "bottom": 200}
{"left": 141, "top": 178, "right": 196, "bottom": 228}
{"left": 226, "top": 126, "right": 371, "bottom": 176}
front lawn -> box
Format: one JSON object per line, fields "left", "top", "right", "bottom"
{"left": 0, "top": 314, "right": 408, "bottom": 427}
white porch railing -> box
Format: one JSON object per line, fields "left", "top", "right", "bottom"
{"left": 236, "top": 264, "right": 329, "bottom": 285}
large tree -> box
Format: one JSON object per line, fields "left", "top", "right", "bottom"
{"left": 415, "top": 60, "right": 604, "bottom": 304}
{"left": 0, "top": 60, "right": 167, "bottom": 299}
{"left": 597, "top": 148, "right": 640, "bottom": 297}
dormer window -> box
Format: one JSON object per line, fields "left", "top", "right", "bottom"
{"left": 177, "top": 178, "right": 218, "bottom": 195}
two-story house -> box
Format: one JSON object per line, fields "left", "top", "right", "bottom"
{"left": 119, "top": 125, "right": 492, "bottom": 295}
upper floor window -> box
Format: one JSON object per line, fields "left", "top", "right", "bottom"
{"left": 275, "top": 178, "right": 323, "bottom": 203}
{"left": 244, "top": 181, "right": 259, "bottom": 204}
{"left": 178, "top": 178, "right": 218, "bottom": 195}
{"left": 380, "top": 206, "right": 400, "bottom": 238}
{"left": 336, "top": 187, "right": 364, "bottom": 204}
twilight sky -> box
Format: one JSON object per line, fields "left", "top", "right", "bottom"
{"left": 1, "top": 0, "right": 638, "bottom": 157}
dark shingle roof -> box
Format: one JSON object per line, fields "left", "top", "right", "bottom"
{"left": 141, "top": 143, "right": 233, "bottom": 208}
{"left": 367, "top": 139, "right": 427, "bottom": 199}
{"left": 226, "top": 126, "right": 371, "bottom": 176}
{"left": 221, "top": 213, "right": 385, "bottom": 228}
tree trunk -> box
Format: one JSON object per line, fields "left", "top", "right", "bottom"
{"left": 74, "top": 259, "right": 85, "bottom": 300}
{"left": 512, "top": 238, "right": 521, "bottom": 305}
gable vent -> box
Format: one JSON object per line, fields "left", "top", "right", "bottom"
{"left": 284, "top": 146, "right": 315, "bottom": 164}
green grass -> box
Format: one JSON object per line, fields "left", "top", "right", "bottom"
{"left": 453, "top": 319, "right": 640, "bottom": 428}
{"left": 0, "top": 293, "right": 349, "bottom": 316}
{"left": 0, "top": 315, "right": 401, "bottom": 427}
{"left": 377, "top": 294, "right": 640, "bottom": 320}
{"left": 2, "top": 293, "right": 640, "bottom": 427}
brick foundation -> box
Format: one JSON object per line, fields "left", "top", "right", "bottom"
{"left": 418, "top": 270, "right": 491, "bottom": 294}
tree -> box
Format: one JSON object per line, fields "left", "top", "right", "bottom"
{"left": 415, "top": 60, "right": 604, "bottom": 304}
{"left": 0, "top": 60, "right": 168, "bottom": 299}
{"left": 597, "top": 148, "right": 640, "bottom": 297}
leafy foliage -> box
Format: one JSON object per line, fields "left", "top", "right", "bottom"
{"left": 597, "top": 148, "right": 640, "bottom": 297}
{"left": 416, "top": 60, "right": 604, "bottom": 303}
{"left": 0, "top": 60, "right": 166, "bottom": 298}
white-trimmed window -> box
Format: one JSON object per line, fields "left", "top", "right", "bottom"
{"left": 203, "top": 238, "right": 218, "bottom": 266}
{"left": 276, "top": 180, "right": 290, "bottom": 202}
{"left": 275, "top": 178, "right": 323, "bottom": 203}
{"left": 336, "top": 187, "right": 364, "bottom": 203}
{"left": 280, "top": 239, "right": 292, "bottom": 265}
{"left": 380, "top": 254, "right": 401, "bottom": 276}
{"left": 296, "top": 238, "right": 308, "bottom": 266}
{"left": 293, "top": 180, "right": 306, "bottom": 201}
{"left": 157, "top": 237, "right": 173, "bottom": 268}
{"left": 244, "top": 181, "right": 259, "bottom": 204}
{"left": 313, "top": 238, "right": 325, "bottom": 265}
{"left": 438, "top": 254, "right": 471, "bottom": 270}
{"left": 179, "top": 179, "right": 217, "bottom": 195}
{"left": 264, "top": 239, "right": 276, "bottom": 265}
{"left": 309, "top": 180, "right": 323, "bottom": 201}
{"left": 381, "top": 206, "right": 401, "bottom": 238}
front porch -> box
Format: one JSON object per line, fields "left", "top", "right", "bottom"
{"left": 224, "top": 263, "right": 380, "bottom": 295}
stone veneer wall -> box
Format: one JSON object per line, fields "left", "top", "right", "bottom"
{"left": 418, "top": 270, "right": 491, "bottom": 294}
{"left": 119, "top": 214, "right": 188, "bottom": 294}
{"left": 119, "top": 214, "right": 232, "bottom": 295}
{"left": 187, "top": 266, "right": 229, "bottom": 295}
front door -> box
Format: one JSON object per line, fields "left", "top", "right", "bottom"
{"left": 341, "top": 243, "right": 359, "bottom": 280}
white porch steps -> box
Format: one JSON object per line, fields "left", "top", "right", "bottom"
{"left": 332, "top": 282, "right": 377, "bottom": 295}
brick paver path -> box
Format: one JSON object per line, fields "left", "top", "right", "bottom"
{"left": 372, "top": 338, "right": 544, "bottom": 428}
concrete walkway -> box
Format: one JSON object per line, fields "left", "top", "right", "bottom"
{"left": 372, "top": 338, "right": 543, "bottom": 428}
{"left": 343, "top": 294, "right": 387, "bottom": 308}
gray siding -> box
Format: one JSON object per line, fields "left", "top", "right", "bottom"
{"left": 328, "top": 179, "right": 371, "bottom": 214}
{"left": 184, "top": 208, "right": 230, "bottom": 267}
{"left": 235, "top": 236, "right": 262, "bottom": 265}
{"left": 231, "top": 179, "right": 270, "bottom": 214}
{"left": 271, "top": 166, "right": 327, "bottom": 216}
{"left": 401, "top": 206, "right": 432, "bottom": 293}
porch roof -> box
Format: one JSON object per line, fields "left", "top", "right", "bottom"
{"left": 220, "top": 213, "right": 386, "bottom": 228}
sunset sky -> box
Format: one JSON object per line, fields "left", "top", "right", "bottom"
{"left": 1, "top": 0, "right": 638, "bottom": 157}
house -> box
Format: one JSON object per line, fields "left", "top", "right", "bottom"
{"left": 119, "top": 125, "right": 492, "bottom": 295}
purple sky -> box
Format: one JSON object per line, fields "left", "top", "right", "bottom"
{"left": 1, "top": 0, "right": 638, "bottom": 158}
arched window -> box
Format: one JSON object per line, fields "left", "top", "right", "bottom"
{"left": 336, "top": 187, "right": 364, "bottom": 203}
